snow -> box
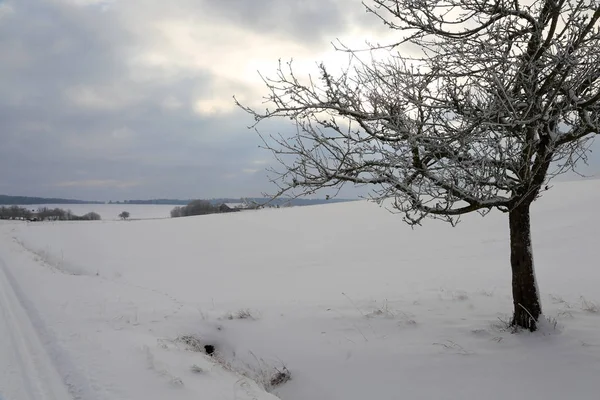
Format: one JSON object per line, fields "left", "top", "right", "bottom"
{"left": 1, "top": 179, "right": 600, "bottom": 399}
{"left": 0, "top": 257, "right": 71, "bottom": 400}
{"left": 17, "top": 203, "right": 175, "bottom": 220}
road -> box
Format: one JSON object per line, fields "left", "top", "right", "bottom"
{"left": 0, "top": 255, "right": 72, "bottom": 400}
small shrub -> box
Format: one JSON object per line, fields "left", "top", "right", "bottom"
{"left": 549, "top": 294, "right": 566, "bottom": 303}
{"left": 366, "top": 300, "right": 395, "bottom": 318}
{"left": 245, "top": 353, "right": 292, "bottom": 392}
{"left": 226, "top": 309, "right": 257, "bottom": 320}
{"left": 176, "top": 335, "right": 204, "bottom": 352}
{"left": 190, "top": 364, "right": 205, "bottom": 373}
{"left": 269, "top": 366, "right": 292, "bottom": 387}
{"left": 545, "top": 316, "right": 559, "bottom": 330}
{"left": 210, "top": 350, "right": 291, "bottom": 393}
{"left": 170, "top": 377, "right": 184, "bottom": 386}
{"left": 399, "top": 316, "right": 417, "bottom": 326}
{"left": 492, "top": 315, "right": 519, "bottom": 334}
{"left": 493, "top": 314, "right": 560, "bottom": 335}
{"left": 581, "top": 297, "right": 599, "bottom": 313}
{"left": 453, "top": 291, "right": 469, "bottom": 301}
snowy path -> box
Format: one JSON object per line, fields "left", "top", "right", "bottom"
{"left": 0, "top": 255, "right": 71, "bottom": 400}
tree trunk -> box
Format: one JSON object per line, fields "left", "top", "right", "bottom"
{"left": 509, "top": 202, "right": 542, "bottom": 331}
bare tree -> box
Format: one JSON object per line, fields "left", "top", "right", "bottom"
{"left": 82, "top": 212, "right": 101, "bottom": 221}
{"left": 170, "top": 206, "right": 183, "bottom": 218}
{"left": 238, "top": 0, "right": 600, "bottom": 331}
{"left": 119, "top": 211, "right": 130, "bottom": 220}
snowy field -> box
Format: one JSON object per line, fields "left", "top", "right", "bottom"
{"left": 1, "top": 179, "right": 600, "bottom": 400}
{"left": 17, "top": 203, "right": 175, "bottom": 220}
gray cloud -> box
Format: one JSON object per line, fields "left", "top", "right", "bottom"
{"left": 201, "top": 0, "right": 358, "bottom": 44}
{"left": 0, "top": 0, "right": 290, "bottom": 200}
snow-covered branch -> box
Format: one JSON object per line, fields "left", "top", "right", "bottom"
{"left": 238, "top": 0, "right": 600, "bottom": 225}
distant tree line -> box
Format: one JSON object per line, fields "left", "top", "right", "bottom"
{"left": 171, "top": 197, "right": 337, "bottom": 218}
{"left": 171, "top": 199, "right": 264, "bottom": 218}
{"left": 0, "top": 206, "right": 101, "bottom": 221}
{"left": 0, "top": 195, "right": 101, "bottom": 205}
{"left": 111, "top": 197, "right": 357, "bottom": 207}
{"left": 0, "top": 195, "right": 356, "bottom": 207}
{"left": 170, "top": 200, "right": 220, "bottom": 218}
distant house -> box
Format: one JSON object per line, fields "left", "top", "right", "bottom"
{"left": 218, "top": 202, "right": 262, "bottom": 213}
{"left": 219, "top": 203, "right": 241, "bottom": 213}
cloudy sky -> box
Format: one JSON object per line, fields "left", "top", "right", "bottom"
{"left": 1, "top": 0, "right": 598, "bottom": 201}
{"left": 0, "top": 0, "right": 385, "bottom": 200}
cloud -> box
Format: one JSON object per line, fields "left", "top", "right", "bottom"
{"left": 0, "top": 2, "right": 14, "bottom": 19}
{"left": 199, "top": 0, "right": 349, "bottom": 43}
{"left": 54, "top": 179, "right": 141, "bottom": 189}
{"left": 65, "top": 85, "right": 142, "bottom": 111}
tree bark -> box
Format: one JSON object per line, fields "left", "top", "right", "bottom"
{"left": 509, "top": 201, "right": 542, "bottom": 331}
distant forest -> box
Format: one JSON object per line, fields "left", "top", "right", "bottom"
{"left": 108, "top": 199, "right": 191, "bottom": 205}
{"left": 1, "top": 195, "right": 357, "bottom": 207}
{"left": 0, "top": 195, "right": 102, "bottom": 205}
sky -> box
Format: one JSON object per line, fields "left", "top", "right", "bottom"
{"left": 0, "top": 0, "right": 385, "bottom": 201}
{"left": 0, "top": 0, "right": 598, "bottom": 201}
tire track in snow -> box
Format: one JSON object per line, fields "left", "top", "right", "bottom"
{"left": 0, "top": 255, "right": 96, "bottom": 400}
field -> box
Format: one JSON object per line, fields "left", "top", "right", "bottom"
{"left": 16, "top": 204, "right": 175, "bottom": 221}
{"left": 1, "top": 180, "right": 599, "bottom": 400}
